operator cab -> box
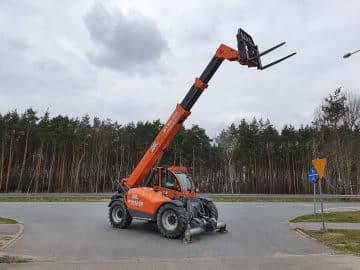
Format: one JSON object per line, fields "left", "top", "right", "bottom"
{"left": 156, "top": 166, "right": 196, "bottom": 198}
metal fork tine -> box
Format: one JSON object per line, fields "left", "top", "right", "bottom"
{"left": 261, "top": 52, "right": 297, "bottom": 70}
{"left": 249, "top": 42, "right": 286, "bottom": 61}
{"left": 258, "top": 42, "right": 286, "bottom": 57}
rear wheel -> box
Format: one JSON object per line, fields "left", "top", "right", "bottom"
{"left": 201, "top": 199, "right": 218, "bottom": 220}
{"left": 109, "top": 201, "right": 132, "bottom": 228}
{"left": 157, "top": 204, "right": 188, "bottom": 239}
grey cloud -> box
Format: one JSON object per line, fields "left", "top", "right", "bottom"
{"left": 84, "top": 3, "right": 168, "bottom": 72}
{"left": 7, "top": 38, "right": 28, "bottom": 52}
{"left": 1, "top": 0, "right": 360, "bottom": 138}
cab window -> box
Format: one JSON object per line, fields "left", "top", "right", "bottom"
{"left": 161, "top": 170, "right": 181, "bottom": 191}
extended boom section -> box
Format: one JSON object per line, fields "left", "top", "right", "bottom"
{"left": 124, "top": 104, "right": 190, "bottom": 188}
{"left": 125, "top": 44, "right": 245, "bottom": 188}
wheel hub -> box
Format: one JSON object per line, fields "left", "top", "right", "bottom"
{"left": 112, "top": 206, "right": 123, "bottom": 223}
{"left": 168, "top": 216, "right": 176, "bottom": 225}
{"left": 162, "top": 210, "right": 178, "bottom": 231}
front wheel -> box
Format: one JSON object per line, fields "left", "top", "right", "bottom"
{"left": 156, "top": 204, "right": 188, "bottom": 239}
{"left": 109, "top": 201, "right": 132, "bottom": 229}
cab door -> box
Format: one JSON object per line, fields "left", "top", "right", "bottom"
{"left": 159, "top": 168, "right": 182, "bottom": 199}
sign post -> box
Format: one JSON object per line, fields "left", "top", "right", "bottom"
{"left": 312, "top": 158, "right": 327, "bottom": 231}
{"left": 314, "top": 184, "right": 316, "bottom": 215}
{"left": 318, "top": 179, "right": 325, "bottom": 230}
{"left": 308, "top": 167, "right": 319, "bottom": 215}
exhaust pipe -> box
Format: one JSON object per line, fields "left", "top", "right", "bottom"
{"left": 183, "top": 220, "right": 227, "bottom": 243}
{"left": 184, "top": 227, "right": 204, "bottom": 242}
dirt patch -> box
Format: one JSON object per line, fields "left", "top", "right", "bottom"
{"left": 301, "top": 229, "right": 360, "bottom": 256}
{"left": 0, "top": 235, "right": 12, "bottom": 249}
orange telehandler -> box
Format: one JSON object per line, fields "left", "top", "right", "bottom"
{"left": 108, "top": 28, "right": 295, "bottom": 242}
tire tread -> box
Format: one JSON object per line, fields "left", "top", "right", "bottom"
{"left": 109, "top": 201, "right": 132, "bottom": 229}
{"left": 156, "top": 203, "right": 188, "bottom": 239}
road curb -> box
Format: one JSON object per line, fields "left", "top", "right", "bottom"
{"left": 287, "top": 221, "right": 333, "bottom": 254}
{"left": 288, "top": 221, "right": 319, "bottom": 240}
{"left": 0, "top": 222, "right": 24, "bottom": 251}
{"left": 294, "top": 227, "right": 315, "bottom": 239}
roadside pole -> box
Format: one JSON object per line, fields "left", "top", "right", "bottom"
{"left": 312, "top": 158, "right": 327, "bottom": 231}
{"left": 318, "top": 179, "right": 325, "bottom": 230}
{"left": 313, "top": 183, "right": 316, "bottom": 215}
{"left": 308, "top": 167, "right": 319, "bottom": 216}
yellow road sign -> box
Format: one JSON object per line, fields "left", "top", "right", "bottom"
{"left": 312, "top": 158, "right": 327, "bottom": 179}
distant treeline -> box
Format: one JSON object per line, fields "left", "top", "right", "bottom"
{"left": 0, "top": 88, "right": 359, "bottom": 194}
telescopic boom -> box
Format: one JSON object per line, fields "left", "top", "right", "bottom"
{"left": 123, "top": 28, "right": 296, "bottom": 188}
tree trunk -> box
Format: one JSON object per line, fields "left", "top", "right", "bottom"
{"left": 0, "top": 139, "right": 5, "bottom": 191}
{"left": 17, "top": 131, "right": 29, "bottom": 191}
{"left": 48, "top": 143, "right": 56, "bottom": 193}
{"left": 5, "top": 134, "right": 14, "bottom": 192}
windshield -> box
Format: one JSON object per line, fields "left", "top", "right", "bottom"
{"left": 175, "top": 173, "right": 193, "bottom": 192}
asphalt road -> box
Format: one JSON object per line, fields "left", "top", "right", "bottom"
{"left": 1, "top": 202, "right": 360, "bottom": 269}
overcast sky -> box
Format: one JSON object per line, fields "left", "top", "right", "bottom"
{"left": 1, "top": 0, "right": 359, "bottom": 137}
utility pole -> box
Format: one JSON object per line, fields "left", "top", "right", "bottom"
{"left": 343, "top": 49, "right": 360, "bottom": 58}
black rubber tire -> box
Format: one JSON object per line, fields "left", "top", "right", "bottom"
{"left": 109, "top": 201, "right": 132, "bottom": 229}
{"left": 201, "top": 199, "right": 218, "bottom": 220}
{"left": 156, "top": 204, "right": 188, "bottom": 239}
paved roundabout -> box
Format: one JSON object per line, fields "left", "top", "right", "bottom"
{"left": 1, "top": 202, "right": 360, "bottom": 269}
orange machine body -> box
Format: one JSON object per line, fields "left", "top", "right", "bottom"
{"left": 120, "top": 44, "right": 243, "bottom": 218}
{"left": 108, "top": 28, "right": 295, "bottom": 240}
{"left": 120, "top": 43, "right": 258, "bottom": 218}
{"left": 126, "top": 187, "right": 170, "bottom": 218}
{"left": 125, "top": 166, "right": 195, "bottom": 218}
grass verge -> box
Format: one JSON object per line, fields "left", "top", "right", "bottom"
{"left": 290, "top": 211, "right": 360, "bottom": 223}
{"left": 0, "top": 217, "right": 18, "bottom": 224}
{"left": 301, "top": 229, "right": 360, "bottom": 255}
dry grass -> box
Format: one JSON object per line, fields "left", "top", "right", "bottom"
{"left": 0, "top": 235, "right": 12, "bottom": 249}
{"left": 303, "top": 229, "right": 360, "bottom": 255}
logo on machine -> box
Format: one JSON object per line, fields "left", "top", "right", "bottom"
{"left": 128, "top": 193, "right": 143, "bottom": 207}
{"left": 150, "top": 143, "right": 158, "bottom": 153}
